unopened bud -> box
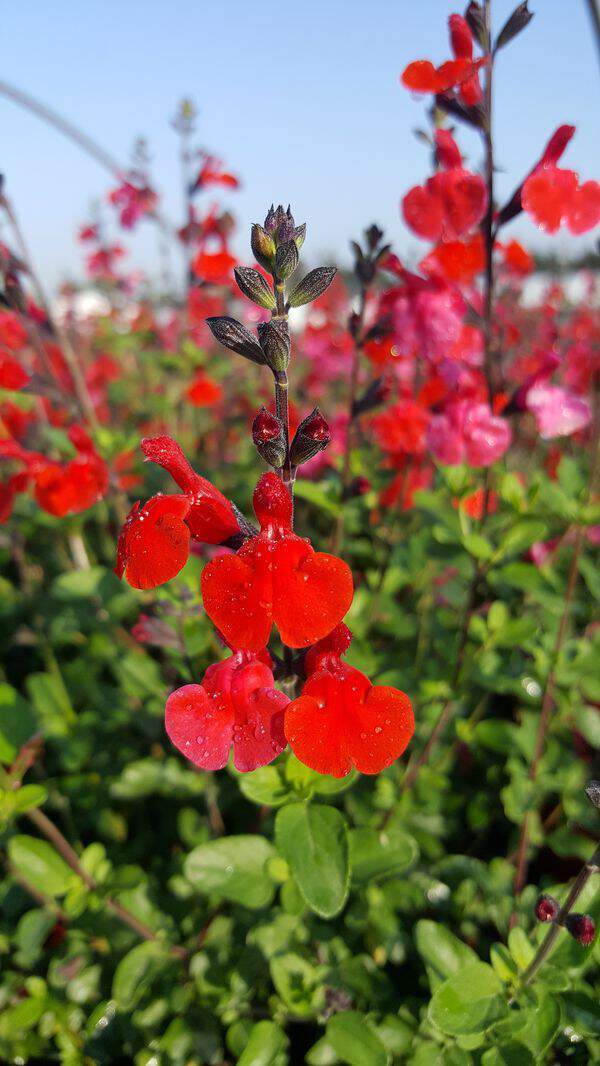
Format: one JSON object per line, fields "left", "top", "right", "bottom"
{"left": 535, "top": 894, "right": 559, "bottom": 923}
{"left": 288, "top": 267, "right": 336, "bottom": 309}
{"left": 251, "top": 224, "right": 276, "bottom": 271}
{"left": 293, "top": 223, "right": 307, "bottom": 249}
{"left": 206, "top": 316, "right": 266, "bottom": 365}
{"left": 365, "top": 224, "right": 384, "bottom": 251}
{"left": 257, "top": 319, "right": 291, "bottom": 372}
{"left": 234, "top": 266, "right": 276, "bottom": 310}
{"left": 252, "top": 406, "right": 287, "bottom": 468}
{"left": 289, "top": 408, "right": 331, "bottom": 466}
{"left": 275, "top": 239, "right": 299, "bottom": 281}
{"left": 349, "top": 476, "right": 371, "bottom": 497}
{"left": 565, "top": 914, "right": 596, "bottom": 946}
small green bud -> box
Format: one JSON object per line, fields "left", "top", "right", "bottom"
{"left": 234, "top": 266, "right": 276, "bottom": 311}
{"left": 251, "top": 223, "right": 276, "bottom": 271}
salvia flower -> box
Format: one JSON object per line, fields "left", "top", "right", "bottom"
{"left": 201, "top": 472, "right": 353, "bottom": 650}
{"left": 165, "top": 650, "right": 287, "bottom": 771}
{"left": 284, "top": 624, "right": 414, "bottom": 777}
{"left": 564, "top": 914, "right": 596, "bottom": 946}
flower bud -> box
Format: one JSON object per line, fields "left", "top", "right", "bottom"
{"left": 252, "top": 406, "right": 287, "bottom": 468}
{"left": 365, "top": 224, "right": 384, "bottom": 251}
{"left": 234, "top": 266, "right": 276, "bottom": 310}
{"left": 293, "top": 223, "right": 307, "bottom": 249}
{"left": 535, "top": 894, "right": 559, "bottom": 923}
{"left": 565, "top": 914, "right": 596, "bottom": 946}
{"left": 206, "top": 316, "right": 266, "bottom": 365}
{"left": 275, "top": 239, "right": 299, "bottom": 281}
{"left": 288, "top": 267, "right": 336, "bottom": 308}
{"left": 251, "top": 224, "right": 276, "bottom": 271}
{"left": 289, "top": 408, "right": 331, "bottom": 466}
{"left": 349, "top": 476, "right": 371, "bottom": 497}
{"left": 264, "top": 204, "right": 278, "bottom": 234}
{"left": 585, "top": 780, "right": 600, "bottom": 809}
{"left": 257, "top": 319, "right": 291, "bottom": 372}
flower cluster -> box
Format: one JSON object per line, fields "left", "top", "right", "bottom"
{"left": 116, "top": 207, "right": 414, "bottom": 777}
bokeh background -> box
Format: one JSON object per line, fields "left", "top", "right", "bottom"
{"left": 1, "top": 0, "right": 599, "bottom": 289}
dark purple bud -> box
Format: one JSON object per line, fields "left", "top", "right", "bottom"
{"left": 535, "top": 894, "right": 560, "bottom": 923}
{"left": 565, "top": 914, "right": 596, "bottom": 946}
{"left": 495, "top": 2, "right": 534, "bottom": 52}
{"left": 289, "top": 408, "right": 331, "bottom": 466}
{"left": 365, "top": 224, "right": 384, "bottom": 252}
{"left": 275, "top": 239, "right": 299, "bottom": 281}
{"left": 252, "top": 406, "right": 287, "bottom": 468}
{"left": 206, "top": 316, "right": 266, "bottom": 365}
{"left": 264, "top": 204, "right": 278, "bottom": 233}
{"left": 251, "top": 224, "right": 276, "bottom": 271}
{"left": 352, "top": 376, "right": 391, "bottom": 417}
{"left": 349, "top": 476, "right": 371, "bottom": 497}
{"left": 585, "top": 780, "right": 600, "bottom": 809}
{"left": 465, "top": 1, "right": 487, "bottom": 49}
{"left": 257, "top": 318, "right": 291, "bottom": 372}
{"left": 234, "top": 266, "right": 276, "bottom": 310}
{"left": 287, "top": 267, "right": 336, "bottom": 309}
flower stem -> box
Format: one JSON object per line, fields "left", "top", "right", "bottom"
{"left": 332, "top": 282, "right": 368, "bottom": 553}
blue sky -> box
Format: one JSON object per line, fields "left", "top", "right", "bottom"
{"left": 1, "top": 0, "right": 598, "bottom": 290}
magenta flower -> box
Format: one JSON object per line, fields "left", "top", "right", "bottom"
{"left": 525, "top": 383, "right": 592, "bottom": 440}
{"left": 427, "top": 401, "right": 511, "bottom": 467}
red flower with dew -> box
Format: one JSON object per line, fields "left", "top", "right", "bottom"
{"left": 403, "top": 168, "right": 487, "bottom": 242}
{"left": 284, "top": 624, "right": 414, "bottom": 777}
{"left": 201, "top": 472, "right": 353, "bottom": 651}
{"left": 165, "top": 650, "right": 288, "bottom": 772}
{"left": 115, "top": 435, "right": 240, "bottom": 589}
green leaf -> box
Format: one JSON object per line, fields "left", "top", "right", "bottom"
{"left": 428, "top": 961, "right": 507, "bottom": 1036}
{"left": 185, "top": 835, "right": 276, "bottom": 908}
{"left": 415, "top": 920, "right": 479, "bottom": 990}
{"left": 112, "top": 941, "right": 169, "bottom": 1011}
{"left": 270, "top": 952, "right": 324, "bottom": 1016}
{"left": 26, "top": 671, "right": 76, "bottom": 735}
{"left": 495, "top": 521, "right": 548, "bottom": 561}
{"left": 462, "top": 532, "right": 494, "bottom": 561}
{"left": 238, "top": 766, "right": 290, "bottom": 807}
{"left": 0, "top": 684, "right": 38, "bottom": 764}
{"left": 13, "top": 784, "right": 48, "bottom": 814}
{"left": 507, "top": 927, "right": 535, "bottom": 970}
{"left": 326, "top": 1011, "right": 390, "bottom": 1066}
{"left": 275, "top": 802, "right": 350, "bottom": 918}
{"left": 349, "top": 826, "right": 418, "bottom": 882}
{"left": 237, "top": 1021, "right": 288, "bottom": 1065}
{"left": 8, "top": 835, "right": 78, "bottom": 897}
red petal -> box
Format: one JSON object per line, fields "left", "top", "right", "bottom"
{"left": 119, "top": 494, "right": 191, "bottom": 590}
{"left": 348, "top": 686, "right": 414, "bottom": 774}
{"left": 402, "top": 183, "right": 444, "bottom": 241}
{"left": 522, "top": 166, "right": 578, "bottom": 233}
{"left": 230, "top": 661, "right": 288, "bottom": 771}
{"left": 435, "top": 129, "right": 462, "bottom": 170}
{"left": 253, "top": 472, "right": 293, "bottom": 531}
{"left": 401, "top": 60, "right": 440, "bottom": 93}
{"left": 538, "top": 125, "right": 575, "bottom": 168}
{"left": 201, "top": 549, "right": 273, "bottom": 651}
{"left": 165, "top": 682, "right": 233, "bottom": 770}
{"left": 449, "top": 14, "right": 473, "bottom": 59}
{"left": 567, "top": 180, "right": 600, "bottom": 235}
{"left": 143, "top": 434, "right": 238, "bottom": 543}
{"left": 271, "top": 538, "right": 353, "bottom": 648}
{"left": 439, "top": 170, "right": 488, "bottom": 239}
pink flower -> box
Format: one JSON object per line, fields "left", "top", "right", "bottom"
{"left": 427, "top": 401, "right": 511, "bottom": 467}
{"left": 526, "top": 383, "right": 592, "bottom": 439}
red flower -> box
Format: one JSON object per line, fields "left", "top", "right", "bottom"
{"left": 0, "top": 351, "right": 29, "bottom": 390}
{"left": 192, "top": 248, "right": 237, "bottom": 284}
{"left": 522, "top": 166, "right": 600, "bottom": 235}
{"left": 116, "top": 495, "right": 191, "bottom": 590}
{"left": 0, "top": 311, "right": 27, "bottom": 351}
{"left": 448, "top": 14, "right": 483, "bottom": 105}
{"left": 201, "top": 472, "right": 353, "bottom": 650}
{"left": 141, "top": 435, "right": 239, "bottom": 544}
{"left": 420, "top": 234, "right": 485, "bottom": 284}
{"left": 33, "top": 427, "right": 109, "bottom": 517}
{"left": 500, "top": 239, "right": 534, "bottom": 277}
{"left": 190, "top": 154, "right": 240, "bottom": 194}
{"left": 435, "top": 129, "right": 462, "bottom": 170}
{"left": 185, "top": 369, "right": 223, "bottom": 407}
{"left": 284, "top": 624, "right": 414, "bottom": 777}
{"left": 165, "top": 650, "right": 287, "bottom": 772}
{"left": 115, "top": 436, "right": 240, "bottom": 589}
{"left": 108, "top": 180, "right": 158, "bottom": 229}
{"left": 402, "top": 14, "right": 487, "bottom": 101}
{"left": 372, "top": 400, "right": 430, "bottom": 457}
{"left": 403, "top": 169, "right": 487, "bottom": 242}
{"left": 0, "top": 471, "right": 29, "bottom": 523}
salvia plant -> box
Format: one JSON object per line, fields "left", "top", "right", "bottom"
{"left": 0, "top": 1, "right": 598, "bottom": 1064}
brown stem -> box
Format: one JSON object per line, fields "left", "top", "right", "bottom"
{"left": 25, "top": 807, "right": 188, "bottom": 959}
{"left": 482, "top": 0, "right": 496, "bottom": 406}
{"left": 516, "top": 841, "right": 600, "bottom": 992}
